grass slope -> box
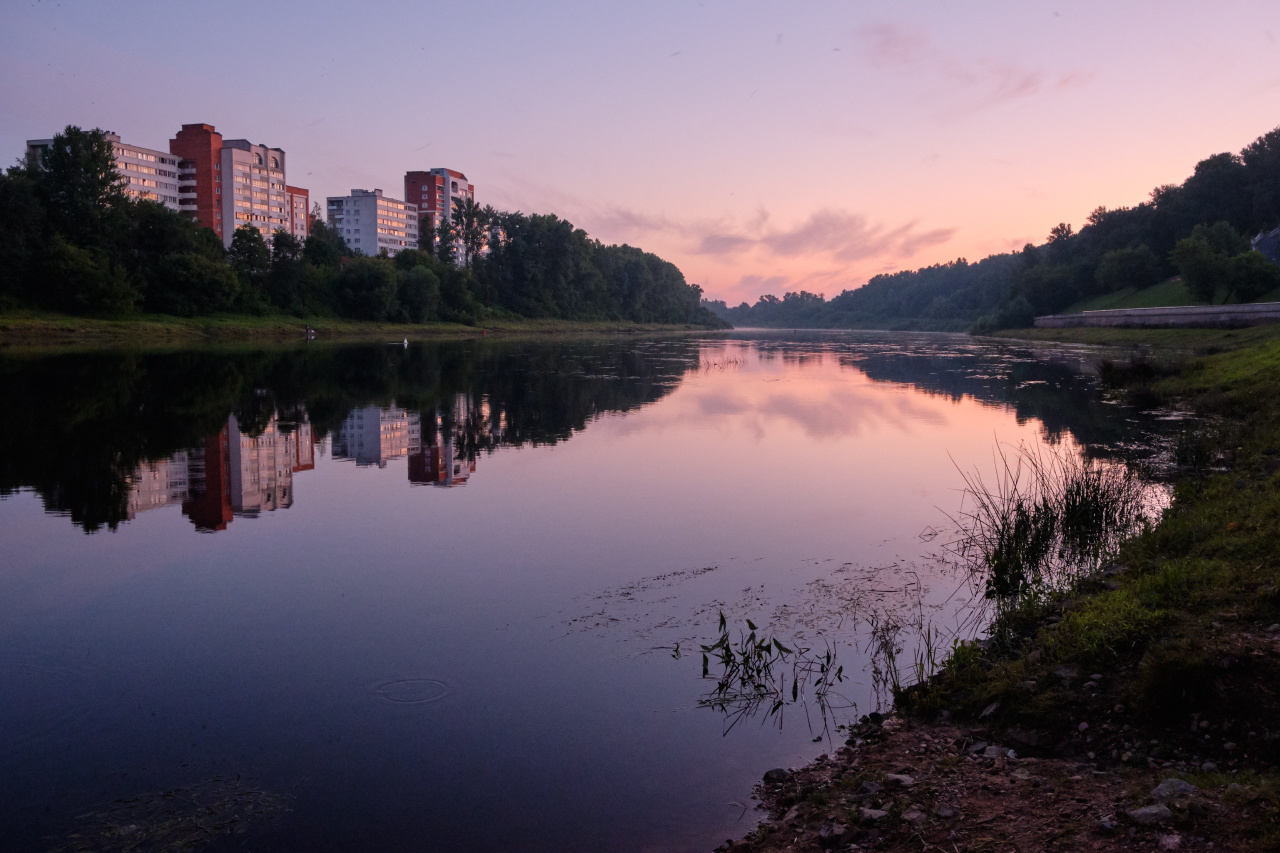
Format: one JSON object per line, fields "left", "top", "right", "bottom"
{"left": 896, "top": 327, "right": 1280, "bottom": 846}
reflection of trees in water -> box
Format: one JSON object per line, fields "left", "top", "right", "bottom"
{"left": 0, "top": 337, "right": 1172, "bottom": 534}
{"left": 0, "top": 340, "right": 701, "bottom": 532}
{"left": 844, "top": 347, "right": 1170, "bottom": 462}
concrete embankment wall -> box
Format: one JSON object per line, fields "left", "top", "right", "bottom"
{"left": 1034, "top": 302, "right": 1280, "bottom": 329}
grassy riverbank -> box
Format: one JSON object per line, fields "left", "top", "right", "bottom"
{"left": 0, "top": 309, "right": 722, "bottom": 349}
{"left": 723, "top": 327, "right": 1280, "bottom": 852}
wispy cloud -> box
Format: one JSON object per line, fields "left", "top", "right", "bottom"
{"left": 693, "top": 209, "right": 955, "bottom": 265}
{"left": 856, "top": 22, "right": 1093, "bottom": 115}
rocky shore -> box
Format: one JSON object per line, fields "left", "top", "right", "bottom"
{"left": 718, "top": 713, "right": 1273, "bottom": 852}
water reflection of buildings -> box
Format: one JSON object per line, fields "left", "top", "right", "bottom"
{"left": 333, "top": 406, "right": 420, "bottom": 468}
{"left": 126, "top": 413, "right": 314, "bottom": 532}
{"left": 122, "top": 396, "right": 500, "bottom": 532}
{"left": 333, "top": 396, "right": 501, "bottom": 488}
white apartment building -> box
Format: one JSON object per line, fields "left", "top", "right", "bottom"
{"left": 27, "top": 132, "right": 183, "bottom": 212}
{"left": 228, "top": 413, "right": 296, "bottom": 516}
{"left": 325, "top": 189, "right": 419, "bottom": 257}
{"left": 332, "top": 405, "right": 421, "bottom": 467}
{"left": 220, "top": 140, "right": 289, "bottom": 247}
{"left": 125, "top": 451, "right": 192, "bottom": 519}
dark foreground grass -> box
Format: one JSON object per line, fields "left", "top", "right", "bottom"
{"left": 898, "top": 330, "right": 1280, "bottom": 847}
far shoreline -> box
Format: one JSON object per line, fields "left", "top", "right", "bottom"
{"left": 0, "top": 309, "right": 730, "bottom": 351}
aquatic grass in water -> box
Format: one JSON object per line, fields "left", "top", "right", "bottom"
{"left": 948, "top": 442, "right": 1157, "bottom": 609}
{"left": 696, "top": 612, "right": 848, "bottom": 740}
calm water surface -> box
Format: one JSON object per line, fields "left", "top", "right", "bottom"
{"left": 0, "top": 331, "right": 1169, "bottom": 851}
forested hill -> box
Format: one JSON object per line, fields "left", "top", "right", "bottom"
{"left": 0, "top": 126, "right": 727, "bottom": 329}
{"left": 704, "top": 124, "right": 1280, "bottom": 332}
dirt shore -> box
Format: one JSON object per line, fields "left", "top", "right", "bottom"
{"left": 719, "top": 713, "right": 1275, "bottom": 852}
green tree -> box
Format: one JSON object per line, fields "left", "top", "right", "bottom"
{"left": 1228, "top": 251, "right": 1280, "bottom": 302}
{"left": 335, "top": 256, "right": 399, "bottom": 320}
{"left": 151, "top": 252, "right": 239, "bottom": 315}
{"left": 396, "top": 266, "right": 441, "bottom": 323}
{"left": 43, "top": 234, "right": 139, "bottom": 314}
{"left": 31, "top": 125, "right": 126, "bottom": 244}
{"left": 228, "top": 225, "right": 270, "bottom": 284}
{"left": 451, "top": 197, "right": 489, "bottom": 268}
{"left": 1094, "top": 245, "right": 1160, "bottom": 293}
{"left": 304, "top": 219, "right": 347, "bottom": 269}
{"left": 1171, "top": 222, "right": 1249, "bottom": 303}
{"left": 435, "top": 217, "right": 458, "bottom": 265}
{"left": 0, "top": 166, "right": 44, "bottom": 302}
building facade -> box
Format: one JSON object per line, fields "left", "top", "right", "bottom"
{"left": 325, "top": 189, "right": 418, "bottom": 256}
{"left": 170, "top": 124, "right": 298, "bottom": 247}
{"left": 286, "top": 186, "right": 310, "bottom": 242}
{"left": 404, "top": 168, "right": 474, "bottom": 239}
{"left": 27, "top": 132, "right": 183, "bottom": 212}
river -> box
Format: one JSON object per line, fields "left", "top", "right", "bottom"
{"left": 0, "top": 330, "right": 1173, "bottom": 852}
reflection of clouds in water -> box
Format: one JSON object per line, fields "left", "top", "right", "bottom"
{"left": 612, "top": 366, "right": 951, "bottom": 442}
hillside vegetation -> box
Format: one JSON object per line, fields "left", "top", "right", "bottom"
{"left": 705, "top": 125, "right": 1280, "bottom": 331}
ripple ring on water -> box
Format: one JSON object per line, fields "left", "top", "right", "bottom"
{"left": 374, "top": 678, "right": 452, "bottom": 704}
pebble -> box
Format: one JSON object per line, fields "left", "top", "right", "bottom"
{"left": 901, "top": 805, "right": 927, "bottom": 823}
{"left": 1079, "top": 722, "right": 1090, "bottom": 732}
{"left": 1224, "top": 742, "right": 1237, "bottom": 751}
{"left": 1151, "top": 778, "right": 1197, "bottom": 801}
{"left": 933, "top": 803, "right": 957, "bottom": 819}
{"left": 885, "top": 773, "right": 915, "bottom": 787}
{"left": 762, "top": 768, "right": 790, "bottom": 784}
{"left": 858, "top": 781, "right": 883, "bottom": 796}
{"left": 1098, "top": 815, "right": 1118, "bottom": 834}
{"left": 1129, "top": 804, "right": 1172, "bottom": 825}
{"left": 859, "top": 807, "right": 888, "bottom": 823}
{"left": 1159, "top": 833, "right": 1183, "bottom": 851}
{"left": 1201, "top": 761, "right": 1218, "bottom": 771}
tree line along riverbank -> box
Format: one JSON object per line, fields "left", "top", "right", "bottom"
{"left": 0, "top": 127, "right": 727, "bottom": 333}
{"left": 721, "top": 325, "right": 1280, "bottom": 852}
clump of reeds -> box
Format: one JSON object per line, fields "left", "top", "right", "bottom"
{"left": 697, "top": 612, "right": 848, "bottom": 739}
{"left": 948, "top": 442, "right": 1156, "bottom": 610}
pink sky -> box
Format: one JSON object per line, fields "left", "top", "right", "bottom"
{"left": 3, "top": 0, "right": 1279, "bottom": 304}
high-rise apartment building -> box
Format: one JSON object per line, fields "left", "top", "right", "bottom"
{"left": 26, "top": 132, "right": 183, "bottom": 212}
{"left": 170, "top": 124, "right": 294, "bottom": 247}
{"left": 286, "top": 186, "right": 310, "bottom": 242}
{"left": 325, "top": 189, "right": 418, "bottom": 256}
{"left": 333, "top": 405, "right": 420, "bottom": 467}
{"left": 404, "top": 169, "right": 474, "bottom": 237}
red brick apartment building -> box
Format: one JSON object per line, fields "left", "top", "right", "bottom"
{"left": 404, "top": 168, "right": 474, "bottom": 237}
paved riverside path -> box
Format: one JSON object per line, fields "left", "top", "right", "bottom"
{"left": 1035, "top": 301, "right": 1280, "bottom": 328}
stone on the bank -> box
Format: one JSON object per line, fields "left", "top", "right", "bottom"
{"left": 817, "top": 822, "right": 847, "bottom": 843}
{"left": 1151, "top": 778, "right": 1197, "bottom": 801}
{"left": 859, "top": 807, "right": 888, "bottom": 823}
{"left": 901, "top": 805, "right": 927, "bottom": 823}
{"left": 933, "top": 803, "right": 957, "bottom": 818}
{"left": 884, "top": 773, "right": 914, "bottom": 787}
{"left": 1128, "top": 804, "right": 1172, "bottom": 825}
{"left": 858, "top": 781, "right": 883, "bottom": 796}
{"left": 1201, "top": 761, "right": 1218, "bottom": 771}
{"left": 763, "top": 768, "right": 791, "bottom": 784}
{"left": 1159, "top": 833, "right": 1183, "bottom": 850}
{"left": 1098, "top": 814, "right": 1117, "bottom": 834}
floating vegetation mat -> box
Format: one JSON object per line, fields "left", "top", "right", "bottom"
{"left": 49, "top": 776, "right": 289, "bottom": 852}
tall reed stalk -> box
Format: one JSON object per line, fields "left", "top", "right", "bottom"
{"left": 948, "top": 442, "right": 1155, "bottom": 610}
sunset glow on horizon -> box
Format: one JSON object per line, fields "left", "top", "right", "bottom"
{"left": 4, "top": 0, "right": 1278, "bottom": 304}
